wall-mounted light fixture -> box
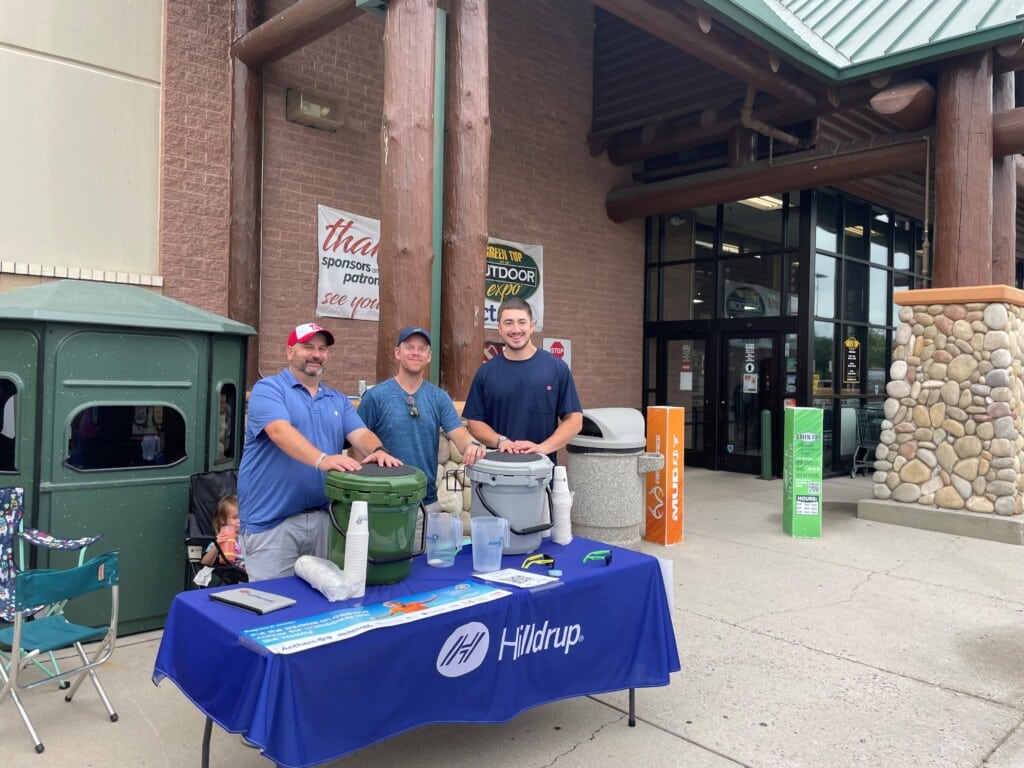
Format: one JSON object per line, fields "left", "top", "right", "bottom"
{"left": 285, "top": 87, "right": 343, "bottom": 132}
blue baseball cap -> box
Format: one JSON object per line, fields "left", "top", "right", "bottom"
{"left": 396, "top": 326, "right": 431, "bottom": 346}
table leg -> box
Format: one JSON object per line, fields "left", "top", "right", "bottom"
{"left": 628, "top": 688, "right": 636, "bottom": 726}
{"left": 202, "top": 716, "right": 213, "bottom": 768}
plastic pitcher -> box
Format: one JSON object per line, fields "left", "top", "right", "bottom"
{"left": 471, "top": 516, "right": 510, "bottom": 573}
{"left": 425, "top": 511, "right": 463, "bottom": 567}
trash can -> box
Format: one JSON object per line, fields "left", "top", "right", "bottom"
{"left": 466, "top": 452, "right": 553, "bottom": 555}
{"left": 325, "top": 464, "right": 427, "bottom": 584}
{"left": 566, "top": 408, "right": 664, "bottom": 550}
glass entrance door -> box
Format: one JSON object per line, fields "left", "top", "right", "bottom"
{"left": 664, "top": 337, "right": 711, "bottom": 467}
{"left": 719, "top": 334, "right": 775, "bottom": 473}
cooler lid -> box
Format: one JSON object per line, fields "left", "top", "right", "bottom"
{"left": 324, "top": 463, "right": 426, "bottom": 495}
{"left": 465, "top": 451, "right": 553, "bottom": 480}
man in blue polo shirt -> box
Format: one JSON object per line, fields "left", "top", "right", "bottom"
{"left": 238, "top": 322, "right": 401, "bottom": 581}
{"left": 464, "top": 298, "right": 582, "bottom": 465}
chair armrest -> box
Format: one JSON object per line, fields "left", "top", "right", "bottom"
{"left": 19, "top": 529, "right": 102, "bottom": 551}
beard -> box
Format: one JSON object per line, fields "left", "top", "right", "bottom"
{"left": 293, "top": 359, "right": 325, "bottom": 378}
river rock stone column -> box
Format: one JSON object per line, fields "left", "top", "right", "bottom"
{"left": 876, "top": 287, "right": 1024, "bottom": 516}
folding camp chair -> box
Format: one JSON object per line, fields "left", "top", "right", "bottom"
{"left": 0, "top": 550, "right": 120, "bottom": 754}
{"left": 0, "top": 486, "right": 102, "bottom": 683}
{"left": 185, "top": 469, "right": 247, "bottom": 589}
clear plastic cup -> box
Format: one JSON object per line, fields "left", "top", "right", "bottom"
{"left": 471, "top": 517, "right": 509, "bottom": 572}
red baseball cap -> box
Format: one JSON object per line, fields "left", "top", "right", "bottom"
{"left": 287, "top": 322, "right": 335, "bottom": 347}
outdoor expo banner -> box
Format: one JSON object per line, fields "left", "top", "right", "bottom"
{"left": 316, "top": 204, "right": 544, "bottom": 330}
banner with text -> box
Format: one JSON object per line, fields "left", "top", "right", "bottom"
{"left": 317, "top": 206, "right": 544, "bottom": 329}
{"left": 317, "top": 205, "right": 382, "bottom": 321}
{"left": 484, "top": 238, "right": 544, "bottom": 331}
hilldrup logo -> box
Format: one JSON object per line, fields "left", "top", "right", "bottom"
{"left": 498, "top": 620, "right": 583, "bottom": 661}
{"left": 436, "top": 622, "right": 490, "bottom": 678}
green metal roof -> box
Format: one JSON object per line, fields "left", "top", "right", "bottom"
{"left": 0, "top": 280, "right": 255, "bottom": 336}
{"left": 696, "top": 0, "right": 1024, "bottom": 82}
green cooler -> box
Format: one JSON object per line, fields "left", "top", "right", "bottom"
{"left": 324, "top": 464, "right": 427, "bottom": 584}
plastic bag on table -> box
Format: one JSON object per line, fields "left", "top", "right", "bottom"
{"left": 294, "top": 555, "right": 358, "bottom": 602}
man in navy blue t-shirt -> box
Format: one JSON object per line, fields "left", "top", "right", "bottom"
{"left": 464, "top": 298, "right": 582, "bottom": 465}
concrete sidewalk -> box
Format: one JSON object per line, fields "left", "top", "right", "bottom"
{"left": 5, "top": 468, "right": 1024, "bottom": 767}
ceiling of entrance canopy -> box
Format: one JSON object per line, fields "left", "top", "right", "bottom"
{"left": 588, "top": 0, "right": 1024, "bottom": 221}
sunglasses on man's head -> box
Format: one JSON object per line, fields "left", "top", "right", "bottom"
{"left": 405, "top": 394, "right": 419, "bottom": 418}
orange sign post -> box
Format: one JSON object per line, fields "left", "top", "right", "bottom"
{"left": 645, "top": 406, "right": 684, "bottom": 545}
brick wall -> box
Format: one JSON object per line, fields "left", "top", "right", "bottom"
{"left": 161, "top": 0, "right": 644, "bottom": 409}
{"left": 158, "top": 0, "right": 232, "bottom": 315}
{"left": 259, "top": 6, "right": 385, "bottom": 382}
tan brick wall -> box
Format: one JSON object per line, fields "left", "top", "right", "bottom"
{"left": 161, "top": 0, "right": 644, "bottom": 409}
{"left": 158, "top": 0, "right": 232, "bottom": 315}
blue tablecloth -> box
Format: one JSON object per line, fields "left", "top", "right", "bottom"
{"left": 153, "top": 537, "right": 679, "bottom": 768}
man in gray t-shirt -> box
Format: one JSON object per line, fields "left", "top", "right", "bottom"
{"left": 358, "top": 326, "right": 487, "bottom": 504}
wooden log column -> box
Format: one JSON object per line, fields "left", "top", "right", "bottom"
{"left": 441, "top": 0, "right": 490, "bottom": 400}
{"left": 229, "top": 0, "right": 263, "bottom": 386}
{"left": 377, "top": 0, "right": 438, "bottom": 382}
{"left": 993, "top": 72, "right": 1016, "bottom": 286}
{"left": 934, "top": 52, "right": 993, "bottom": 288}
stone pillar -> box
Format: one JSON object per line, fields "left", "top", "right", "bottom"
{"left": 877, "top": 286, "right": 1024, "bottom": 516}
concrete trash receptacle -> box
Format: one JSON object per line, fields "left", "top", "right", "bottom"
{"left": 567, "top": 408, "right": 664, "bottom": 549}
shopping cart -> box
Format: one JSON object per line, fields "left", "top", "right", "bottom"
{"left": 850, "top": 407, "right": 884, "bottom": 477}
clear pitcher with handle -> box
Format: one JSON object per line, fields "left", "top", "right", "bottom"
{"left": 471, "top": 516, "right": 510, "bottom": 573}
{"left": 425, "top": 511, "right": 463, "bottom": 567}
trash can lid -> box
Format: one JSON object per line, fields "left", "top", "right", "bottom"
{"left": 464, "top": 451, "right": 553, "bottom": 481}
{"left": 324, "top": 464, "right": 426, "bottom": 496}
{"left": 569, "top": 407, "right": 647, "bottom": 451}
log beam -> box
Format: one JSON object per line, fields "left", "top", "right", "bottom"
{"left": 869, "top": 79, "right": 935, "bottom": 131}
{"left": 228, "top": 0, "right": 263, "bottom": 386}
{"left": 995, "top": 40, "right": 1024, "bottom": 74}
{"left": 993, "top": 72, "right": 1016, "bottom": 286}
{"left": 377, "top": 0, "right": 438, "bottom": 382}
{"left": 441, "top": 0, "right": 490, "bottom": 400}
{"left": 591, "top": 0, "right": 818, "bottom": 109}
{"left": 231, "top": 0, "right": 361, "bottom": 67}
{"left": 606, "top": 134, "right": 929, "bottom": 222}
{"left": 605, "top": 80, "right": 880, "bottom": 165}
{"left": 934, "top": 52, "right": 993, "bottom": 288}
{"left": 993, "top": 108, "right": 1024, "bottom": 156}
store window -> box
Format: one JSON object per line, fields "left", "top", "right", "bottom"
{"left": 67, "top": 404, "right": 187, "bottom": 470}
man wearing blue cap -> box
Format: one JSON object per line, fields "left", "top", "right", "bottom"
{"left": 358, "top": 326, "right": 487, "bottom": 505}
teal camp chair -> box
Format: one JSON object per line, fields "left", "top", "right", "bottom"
{"left": 0, "top": 486, "right": 102, "bottom": 683}
{"left": 0, "top": 550, "right": 120, "bottom": 754}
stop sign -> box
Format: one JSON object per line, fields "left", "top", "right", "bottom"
{"left": 550, "top": 341, "right": 565, "bottom": 359}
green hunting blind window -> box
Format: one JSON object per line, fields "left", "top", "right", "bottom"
{"left": 67, "top": 405, "right": 187, "bottom": 470}
{"left": 0, "top": 377, "right": 14, "bottom": 472}
{"left": 216, "top": 384, "right": 236, "bottom": 462}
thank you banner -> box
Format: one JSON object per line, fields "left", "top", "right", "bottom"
{"left": 317, "top": 205, "right": 381, "bottom": 320}
{"left": 317, "top": 204, "right": 543, "bottom": 328}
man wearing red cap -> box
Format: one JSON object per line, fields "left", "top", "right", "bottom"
{"left": 238, "top": 322, "right": 401, "bottom": 580}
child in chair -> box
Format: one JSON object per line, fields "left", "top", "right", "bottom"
{"left": 201, "top": 495, "right": 244, "bottom": 568}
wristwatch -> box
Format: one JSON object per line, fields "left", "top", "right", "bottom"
{"left": 496, "top": 435, "right": 508, "bottom": 448}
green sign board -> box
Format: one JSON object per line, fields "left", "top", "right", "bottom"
{"left": 783, "top": 407, "right": 823, "bottom": 538}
